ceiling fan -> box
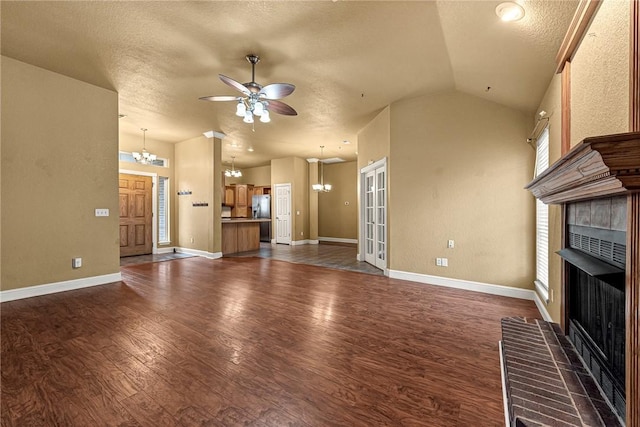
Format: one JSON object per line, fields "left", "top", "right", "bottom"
{"left": 200, "top": 54, "right": 297, "bottom": 123}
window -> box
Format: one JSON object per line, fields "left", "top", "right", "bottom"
{"left": 535, "top": 127, "right": 550, "bottom": 300}
{"left": 158, "top": 176, "right": 170, "bottom": 243}
{"left": 119, "top": 151, "right": 168, "bottom": 168}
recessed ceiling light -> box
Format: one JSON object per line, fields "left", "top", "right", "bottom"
{"left": 247, "top": 147, "right": 254, "bottom": 152}
{"left": 342, "top": 140, "right": 351, "bottom": 145}
{"left": 495, "top": 2, "right": 525, "bottom": 22}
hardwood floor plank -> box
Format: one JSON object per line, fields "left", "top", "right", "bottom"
{"left": 1, "top": 256, "right": 541, "bottom": 426}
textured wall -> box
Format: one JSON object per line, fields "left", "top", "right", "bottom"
{"left": 357, "top": 107, "right": 390, "bottom": 172}
{"left": 571, "top": 0, "right": 630, "bottom": 147}
{"left": 271, "top": 157, "right": 309, "bottom": 243}
{"left": 118, "top": 135, "right": 177, "bottom": 247}
{"left": 1, "top": 57, "right": 120, "bottom": 290}
{"left": 389, "top": 90, "right": 535, "bottom": 289}
{"left": 318, "top": 162, "right": 358, "bottom": 240}
{"left": 175, "top": 136, "right": 214, "bottom": 252}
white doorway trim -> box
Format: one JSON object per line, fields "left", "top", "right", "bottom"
{"left": 359, "top": 157, "right": 388, "bottom": 273}
{"left": 119, "top": 169, "right": 158, "bottom": 254}
{"left": 274, "top": 183, "right": 292, "bottom": 245}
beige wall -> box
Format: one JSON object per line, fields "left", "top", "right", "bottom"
{"left": 1, "top": 56, "right": 120, "bottom": 290}
{"left": 118, "top": 134, "right": 177, "bottom": 247}
{"left": 389, "top": 90, "right": 535, "bottom": 288}
{"left": 534, "top": 75, "right": 564, "bottom": 322}
{"left": 271, "top": 157, "right": 309, "bottom": 242}
{"left": 357, "top": 106, "right": 391, "bottom": 171}
{"left": 571, "top": 0, "right": 629, "bottom": 147}
{"left": 175, "top": 135, "right": 215, "bottom": 252}
{"left": 318, "top": 162, "right": 358, "bottom": 240}
{"left": 225, "top": 164, "right": 271, "bottom": 187}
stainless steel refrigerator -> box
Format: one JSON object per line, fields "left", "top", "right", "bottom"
{"left": 252, "top": 195, "right": 271, "bottom": 242}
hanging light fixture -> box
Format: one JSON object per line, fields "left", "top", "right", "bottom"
{"left": 225, "top": 156, "right": 242, "bottom": 178}
{"left": 312, "top": 146, "right": 332, "bottom": 192}
{"left": 132, "top": 128, "right": 157, "bottom": 165}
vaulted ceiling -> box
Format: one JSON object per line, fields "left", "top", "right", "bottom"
{"left": 1, "top": 1, "right": 578, "bottom": 168}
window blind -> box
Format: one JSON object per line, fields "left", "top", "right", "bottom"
{"left": 158, "top": 176, "right": 169, "bottom": 243}
{"left": 535, "top": 127, "right": 550, "bottom": 298}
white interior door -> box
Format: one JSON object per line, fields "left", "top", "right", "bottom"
{"left": 360, "top": 159, "right": 387, "bottom": 270}
{"left": 275, "top": 183, "right": 291, "bottom": 244}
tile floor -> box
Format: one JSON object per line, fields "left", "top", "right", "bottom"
{"left": 227, "top": 242, "right": 384, "bottom": 276}
{"left": 120, "top": 243, "right": 383, "bottom": 276}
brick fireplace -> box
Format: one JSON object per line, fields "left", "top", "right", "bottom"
{"left": 507, "top": 131, "right": 640, "bottom": 426}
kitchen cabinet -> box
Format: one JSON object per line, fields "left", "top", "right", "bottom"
{"left": 253, "top": 186, "right": 271, "bottom": 196}
{"left": 223, "top": 186, "right": 235, "bottom": 206}
{"left": 231, "top": 184, "right": 253, "bottom": 217}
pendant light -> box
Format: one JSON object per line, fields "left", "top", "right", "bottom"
{"left": 132, "top": 128, "right": 157, "bottom": 165}
{"left": 225, "top": 156, "right": 242, "bottom": 178}
{"left": 312, "top": 146, "right": 332, "bottom": 192}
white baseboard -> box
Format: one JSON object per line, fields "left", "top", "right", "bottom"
{"left": 318, "top": 237, "right": 358, "bottom": 244}
{"left": 291, "top": 239, "right": 315, "bottom": 246}
{"left": 533, "top": 291, "right": 553, "bottom": 321}
{"left": 357, "top": 253, "right": 362, "bottom": 261}
{"left": 0, "top": 272, "right": 123, "bottom": 303}
{"left": 175, "top": 247, "right": 222, "bottom": 259}
{"left": 308, "top": 239, "right": 319, "bottom": 245}
{"left": 156, "top": 246, "right": 176, "bottom": 254}
{"left": 388, "top": 269, "right": 537, "bottom": 301}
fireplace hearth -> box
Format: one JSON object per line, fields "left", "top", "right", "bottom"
{"left": 521, "top": 131, "right": 640, "bottom": 426}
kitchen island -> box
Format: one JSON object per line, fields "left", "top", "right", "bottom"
{"left": 221, "top": 218, "right": 271, "bottom": 255}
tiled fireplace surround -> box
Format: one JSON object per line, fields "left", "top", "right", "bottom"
{"left": 501, "top": 132, "right": 640, "bottom": 427}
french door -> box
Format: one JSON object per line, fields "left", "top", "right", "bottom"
{"left": 361, "top": 159, "right": 387, "bottom": 270}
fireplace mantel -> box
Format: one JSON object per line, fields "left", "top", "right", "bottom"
{"left": 525, "top": 131, "right": 640, "bottom": 426}
{"left": 525, "top": 132, "right": 640, "bottom": 204}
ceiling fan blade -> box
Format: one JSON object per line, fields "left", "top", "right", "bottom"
{"left": 219, "top": 74, "right": 250, "bottom": 95}
{"left": 266, "top": 100, "right": 298, "bottom": 116}
{"left": 199, "top": 95, "right": 241, "bottom": 102}
{"left": 259, "top": 83, "right": 296, "bottom": 100}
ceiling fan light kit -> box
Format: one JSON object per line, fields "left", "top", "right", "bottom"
{"left": 200, "top": 54, "right": 296, "bottom": 124}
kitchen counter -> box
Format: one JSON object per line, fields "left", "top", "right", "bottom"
{"left": 221, "top": 218, "right": 271, "bottom": 255}
{"left": 221, "top": 218, "right": 271, "bottom": 223}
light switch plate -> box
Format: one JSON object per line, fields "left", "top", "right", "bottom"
{"left": 448, "top": 240, "right": 455, "bottom": 248}
{"left": 72, "top": 257, "right": 82, "bottom": 268}
{"left": 95, "top": 208, "right": 109, "bottom": 217}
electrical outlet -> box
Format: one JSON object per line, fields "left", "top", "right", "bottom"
{"left": 442, "top": 258, "right": 448, "bottom": 267}
{"left": 448, "top": 240, "right": 454, "bottom": 248}
{"left": 436, "top": 258, "right": 442, "bottom": 266}
{"left": 95, "top": 208, "right": 109, "bottom": 217}
{"left": 72, "top": 257, "right": 82, "bottom": 269}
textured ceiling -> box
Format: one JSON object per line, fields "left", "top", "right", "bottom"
{"left": 1, "top": 1, "right": 577, "bottom": 168}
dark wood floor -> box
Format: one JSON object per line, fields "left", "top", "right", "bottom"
{"left": 1, "top": 257, "right": 540, "bottom": 426}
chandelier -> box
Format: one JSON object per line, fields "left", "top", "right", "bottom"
{"left": 132, "top": 128, "right": 157, "bottom": 165}
{"left": 312, "top": 146, "right": 332, "bottom": 192}
{"left": 225, "top": 157, "right": 242, "bottom": 178}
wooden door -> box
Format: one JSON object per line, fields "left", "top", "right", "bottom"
{"left": 119, "top": 173, "right": 153, "bottom": 257}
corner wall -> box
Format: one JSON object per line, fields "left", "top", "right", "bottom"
{"left": 1, "top": 56, "right": 120, "bottom": 291}
{"left": 318, "top": 161, "right": 358, "bottom": 240}
{"left": 389, "top": 90, "right": 535, "bottom": 289}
